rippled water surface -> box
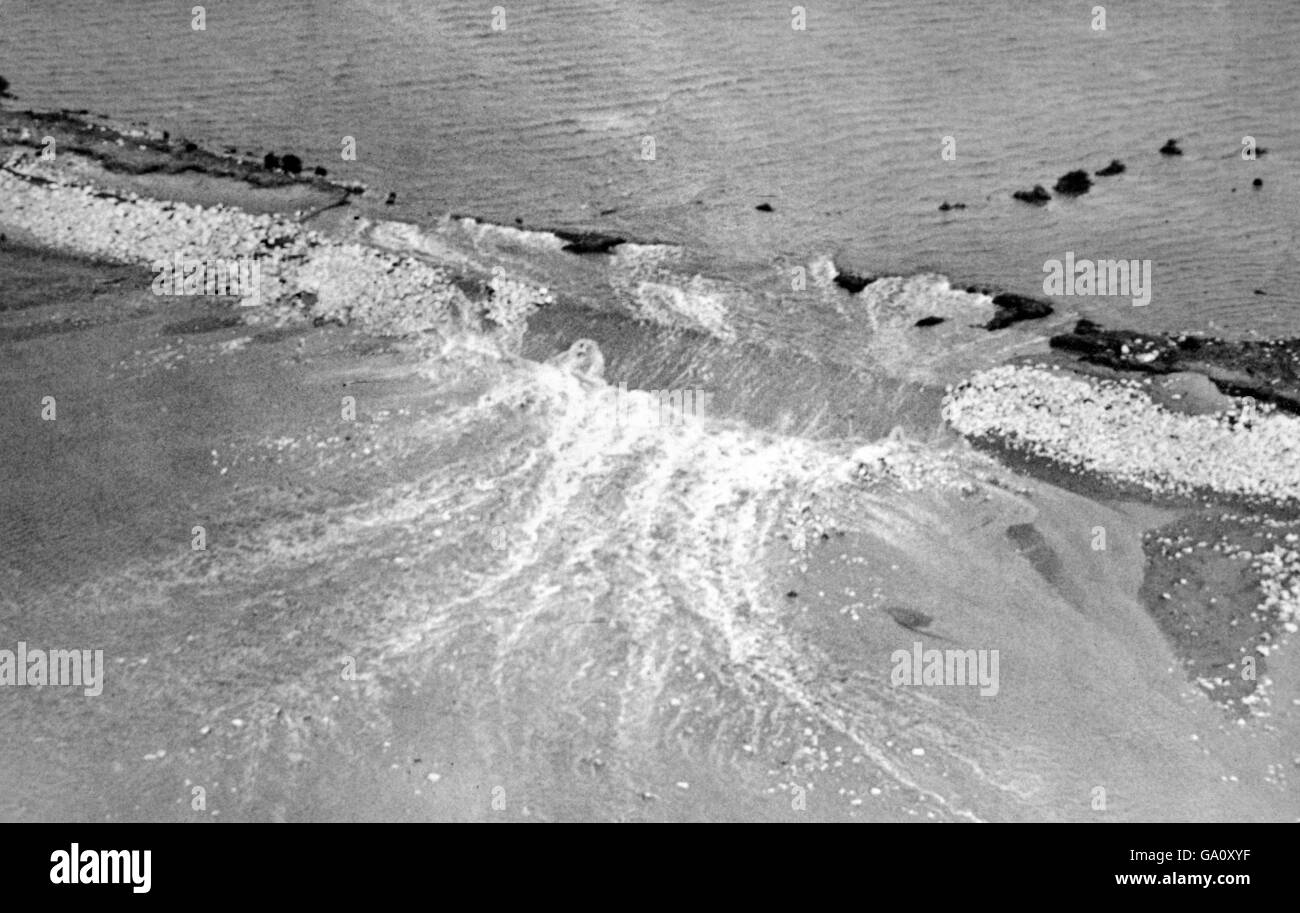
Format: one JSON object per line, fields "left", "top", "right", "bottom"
{"left": 4, "top": 0, "right": 1298, "bottom": 336}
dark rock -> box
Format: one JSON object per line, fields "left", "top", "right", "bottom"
{"left": 1253, "top": 178, "right": 1263, "bottom": 188}
{"left": 786, "top": 590, "right": 798, "bottom": 599}
{"left": 1012, "top": 184, "right": 1051, "bottom": 205}
{"left": 1053, "top": 169, "right": 1092, "bottom": 196}
{"left": 755, "top": 202, "right": 774, "bottom": 212}
{"left": 385, "top": 191, "right": 397, "bottom": 205}
{"left": 1159, "top": 138, "right": 1182, "bottom": 156}
{"left": 915, "top": 315, "right": 946, "bottom": 327}
{"left": 939, "top": 201, "right": 966, "bottom": 211}
{"left": 1095, "top": 159, "right": 1125, "bottom": 176}
{"left": 1049, "top": 318, "right": 1300, "bottom": 414}
{"left": 0, "top": 76, "right": 8, "bottom": 96}
{"left": 986, "top": 292, "right": 1053, "bottom": 331}
{"left": 1255, "top": 289, "right": 1266, "bottom": 295}
{"left": 263, "top": 152, "right": 280, "bottom": 171}
{"left": 553, "top": 229, "right": 626, "bottom": 254}
{"left": 832, "top": 269, "right": 876, "bottom": 293}
{"left": 281, "top": 153, "right": 302, "bottom": 175}
{"left": 313, "top": 165, "right": 328, "bottom": 177}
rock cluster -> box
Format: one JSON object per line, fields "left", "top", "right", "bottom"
{"left": 1051, "top": 318, "right": 1300, "bottom": 414}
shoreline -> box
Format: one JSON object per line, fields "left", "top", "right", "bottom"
{"left": 3, "top": 103, "right": 1299, "bottom": 820}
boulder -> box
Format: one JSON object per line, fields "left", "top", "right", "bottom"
{"left": 1053, "top": 170, "right": 1092, "bottom": 196}
{"left": 832, "top": 269, "right": 876, "bottom": 293}
{"left": 1012, "top": 185, "right": 1051, "bottom": 205}
{"left": 553, "top": 229, "right": 626, "bottom": 254}
{"left": 986, "top": 292, "right": 1052, "bottom": 330}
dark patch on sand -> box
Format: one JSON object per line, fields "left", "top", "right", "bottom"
{"left": 1005, "top": 523, "right": 1067, "bottom": 590}
{"left": 0, "top": 243, "right": 150, "bottom": 312}
{"left": 1141, "top": 513, "right": 1300, "bottom": 717}
{"left": 0, "top": 315, "right": 127, "bottom": 342}
{"left": 0, "top": 243, "right": 152, "bottom": 341}
{"left": 159, "top": 312, "right": 245, "bottom": 335}
{"left": 881, "top": 605, "right": 933, "bottom": 631}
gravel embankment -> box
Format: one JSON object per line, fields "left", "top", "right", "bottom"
{"left": 942, "top": 363, "right": 1300, "bottom": 506}
{"left": 0, "top": 152, "right": 551, "bottom": 342}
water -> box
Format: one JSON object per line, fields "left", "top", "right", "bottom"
{"left": 4, "top": 0, "right": 1298, "bottom": 338}
{"left": 3, "top": 0, "right": 1299, "bottom": 821}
